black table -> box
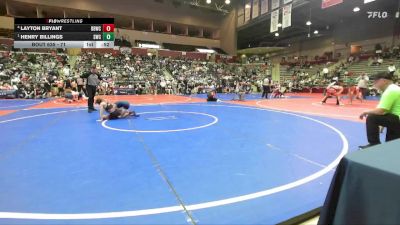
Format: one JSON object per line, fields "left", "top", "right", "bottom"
{"left": 318, "top": 139, "right": 400, "bottom": 225}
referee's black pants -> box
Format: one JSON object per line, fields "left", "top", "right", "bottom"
{"left": 262, "top": 85, "right": 270, "bottom": 98}
{"left": 366, "top": 113, "right": 400, "bottom": 145}
{"left": 86, "top": 85, "right": 97, "bottom": 110}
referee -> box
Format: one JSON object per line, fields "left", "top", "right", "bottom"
{"left": 81, "top": 66, "right": 102, "bottom": 113}
{"left": 261, "top": 76, "right": 271, "bottom": 99}
{"left": 359, "top": 72, "right": 400, "bottom": 149}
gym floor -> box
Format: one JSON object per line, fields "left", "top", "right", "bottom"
{"left": 0, "top": 93, "right": 377, "bottom": 225}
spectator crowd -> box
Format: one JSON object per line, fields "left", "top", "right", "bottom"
{"left": 1, "top": 43, "right": 399, "bottom": 99}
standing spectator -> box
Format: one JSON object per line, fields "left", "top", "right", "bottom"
{"left": 64, "top": 78, "right": 72, "bottom": 90}
{"left": 57, "top": 78, "right": 64, "bottom": 97}
{"left": 63, "top": 65, "right": 70, "bottom": 77}
{"left": 357, "top": 73, "right": 369, "bottom": 100}
{"left": 81, "top": 66, "right": 102, "bottom": 113}
{"left": 288, "top": 81, "right": 293, "bottom": 93}
{"left": 160, "top": 79, "right": 166, "bottom": 95}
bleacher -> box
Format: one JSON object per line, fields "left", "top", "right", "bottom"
{"left": 279, "top": 56, "right": 400, "bottom": 84}
{"left": 279, "top": 64, "right": 327, "bottom": 83}
{"left": 347, "top": 58, "right": 400, "bottom": 77}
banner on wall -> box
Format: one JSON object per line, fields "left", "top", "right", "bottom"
{"left": 282, "top": 4, "right": 292, "bottom": 28}
{"left": 284, "top": 0, "right": 292, "bottom": 4}
{"left": 270, "top": 9, "right": 279, "bottom": 33}
{"left": 321, "top": 0, "right": 343, "bottom": 9}
{"left": 244, "top": 1, "right": 251, "bottom": 22}
{"left": 260, "top": 0, "right": 268, "bottom": 14}
{"left": 252, "top": 0, "right": 259, "bottom": 19}
{"left": 271, "top": 0, "right": 280, "bottom": 10}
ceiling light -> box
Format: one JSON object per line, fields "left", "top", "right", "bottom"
{"left": 275, "top": 33, "right": 279, "bottom": 37}
{"left": 314, "top": 30, "right": 319, "bottom": 34}
{"left": 206, "top": 0, "right": 211, "bottom": 4}
{"left": 245, "top": 4, "right": 251, "bottom": 9}
{"left": 353, "top": 7, "right": 360, "bottom": 12}
{"left": 306, "top": 21, "right": 312, "bottom": 26}
{"left": 277, "top": 23, "right": 282, "bottom": 27}
{"left": 225, "top": 0, "right": 230, "bottom": 4}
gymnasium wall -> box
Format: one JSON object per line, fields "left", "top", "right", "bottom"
{"left": 116, "top": 28, "right": 221, "bottom": 49}
{"left": 273, "top": 33, "right": 398, "bottom": 61}
{"left": 278, "top": 36, "right": 335, "bottom": 59}
{"left": 0, "top": 16, "right": 13, "bottom": 29}
{"left": 332, "top": 13, "right": 397, "bottom": 45}
{"left": 219, "top": 10, "right": 238, "bottom": 56}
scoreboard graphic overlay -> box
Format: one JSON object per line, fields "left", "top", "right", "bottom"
{"left": 14, "top": 18, "right": 115, "bottom": 49}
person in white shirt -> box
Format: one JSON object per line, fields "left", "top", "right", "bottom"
{"left": 288, "top": 81, "right": 293, "bottom": 92}
{"left": 63, "top": 65, "right": 70, "bottom": 77}
{"left": 11, "top": 76, "right": 20, "bottom": 86}
{"left": 261, "top": 77, "right": 271, "bottom": 99}
{"left": 388, "top": 64, "right": 396, "bottom": 76}
{"left": 323, "top": 67, "right": 329, "bottom": 78}
{"left": 160, "top": 80, "right": 166, "bottom": 94}
{"left": 377, "top": 57, "right": 383, "bottom": 65}
{"left": 357, "top": 73, "right": 369, "bottom": 100}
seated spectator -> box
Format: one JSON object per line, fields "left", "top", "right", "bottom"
{"left": 377, "top": 57, "right": 383, "bottom": 65}
{"left": 35, "top": 84, "right": 47, "bottom": 99}
{"left": 25, "top": 84, "right": 35, "bottom": 99}
{"left": 388, "top": 64, "right": 396, "bottom": 77}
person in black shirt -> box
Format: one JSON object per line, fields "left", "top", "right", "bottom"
{"left": 81, "top": 66, "right": 102, "bottom": 113}
{"left": 64, "top": 78, "right": 72, "bottom": 89}
{"left": 207, "top": 90, "right": 218, "bottom": 102}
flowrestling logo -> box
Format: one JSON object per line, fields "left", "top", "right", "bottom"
{"left": 367, "top": 11, "right": 389, "bottom": 19}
